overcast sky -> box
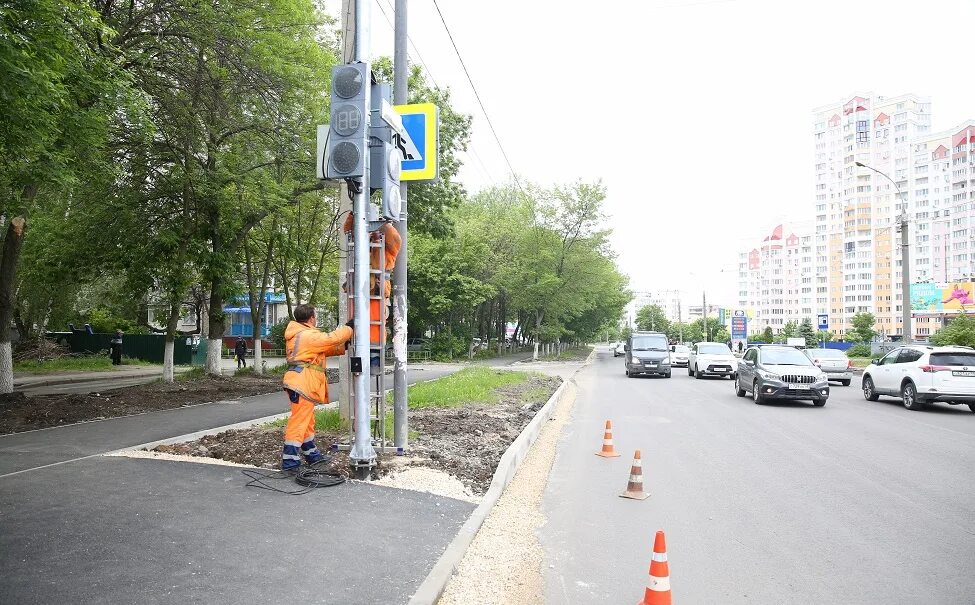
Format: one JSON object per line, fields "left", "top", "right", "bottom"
{"left": 326, "top": 0, "right": 974, "bottom": 304}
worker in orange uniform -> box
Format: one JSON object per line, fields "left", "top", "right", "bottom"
{"left": 343, "top": 213, "right": 402, "bottom": 297}
{"left": 281, "top": 303, "right": 354, "bottom": 472}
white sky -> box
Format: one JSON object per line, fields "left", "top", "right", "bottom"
{"left": 326, "top": 0, "right": 975, "bottom": 304}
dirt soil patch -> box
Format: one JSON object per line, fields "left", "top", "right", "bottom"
{"left": 151, "top": 373, "right": 562, "bottom": 496}
{"left": 0, "top": 374, "right": 282, "bottom": 435}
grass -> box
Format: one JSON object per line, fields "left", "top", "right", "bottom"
{"left": 406, "top": 366, "right": 531, "bottom": 410}
{"left": 541, "top": 346, "right": 592, "bottom": 361}
{"left": 14, "top": 356, "right": 154, "bottom": 374}
{"left": 176, "top": 367, "right": 206, "bottom": 381}
{"left": 849, "top": 357, "right": 873, "bottom": 368}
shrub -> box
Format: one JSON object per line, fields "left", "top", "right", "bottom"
{"left": 846, "top": 343, "right": 872, "bottom": 358}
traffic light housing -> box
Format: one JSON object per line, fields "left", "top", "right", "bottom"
{"left": 369, "top": 82, "right": 403, "bottom": 221}
{"left": 326, "top": 63, "right": 370, "bottom": 179}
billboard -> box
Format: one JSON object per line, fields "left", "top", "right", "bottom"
{"left": 910, "top": 282, "right": 975, "bottom": 313}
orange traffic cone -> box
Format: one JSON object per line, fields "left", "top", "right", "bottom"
{"left": 595, "top": 420, "right": 620, "bottom": 457}
{"left": 637, "top": 531, "right": 672, "bottom": 605}
{"left": 619, "top": 450, "right": 650, "bottom": 500}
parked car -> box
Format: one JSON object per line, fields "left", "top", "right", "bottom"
{"left": 624, "top": 331, "right": 672, "bottom": 378}
{"left": 669, "top": 344, "right": 690, "bottom": 367}
{"left": 614, "top": 342, "right": 626, "bottom": 357}
{"left": 861, "top": 346, "right": 975, "bottom": 412}
{"left": 804, "top": 348, "right": 854, "bottom": 386}
{"left": 735, "top": 345, "right": 829, "bottom": 406}
{"left": 406, "top": 338, "right": 429, "bottom": 352}
{"left": 687, "top": 342, "right": 737, "bottom": 379}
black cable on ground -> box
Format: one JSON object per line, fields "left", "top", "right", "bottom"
{"left": 242, "top": 459, "right": 346, "bottom": 495}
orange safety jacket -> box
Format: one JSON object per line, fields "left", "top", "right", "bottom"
{"left": 282, "top": 321, "right": 353, "bottom": 405}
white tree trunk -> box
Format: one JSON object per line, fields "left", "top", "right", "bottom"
{"left": 532, "top": 341, "right": 539, "bottom": 362}
{"left": 0, "top": 341, "right": 12, "bottom": 394}
{"left": 253, "top": 337, "right": 263, "bottom": 375}
{"left": 205, "top": 338, "right": 222, "bottom": 375}
{"left": 162, "top": 340, "right": 175, "bottom": 383}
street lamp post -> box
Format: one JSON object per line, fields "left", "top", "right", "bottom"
{"left": 855, "top": 161, "right": 911, "bottom": 344}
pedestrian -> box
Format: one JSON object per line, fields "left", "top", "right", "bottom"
{"left": 234, "top": 337, "right": 248, "bottom": 369}
{"left": 110, "top": 330, "right": 123, "bottom": 365}
{"left": 280, "top": 304, "right": 354, "bottom": 472}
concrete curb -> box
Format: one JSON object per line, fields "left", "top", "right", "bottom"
{"left": 408, "top": 354, "right": 590, "bottom": 605}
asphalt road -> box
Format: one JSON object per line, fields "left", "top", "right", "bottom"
{"left": 540, "top": 346, "right": 975, "bottom": 604}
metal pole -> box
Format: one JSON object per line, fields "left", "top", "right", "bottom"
{"left": 702, "top": 291, "right": 708, "bottom": 341}
{"left": 337, "top": 0, "right": 354, "bottom": 423}
{"left": 677, "top": 290, "right": 683, "bottom": 343}
{"left": 349, "top": 0, "right": 376, "bottom": 475}
{"left": 901, "top": 211, "right": 911, "bottom": 344}
{"left": 391, "top": 0, "right": 409, "bottom": 453}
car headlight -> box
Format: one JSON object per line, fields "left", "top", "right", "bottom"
{"left": 816, "top": 373, "right": 828, "bottom": 382}
{"left": 758, "top": 370, "right": 780, "bottom": 381}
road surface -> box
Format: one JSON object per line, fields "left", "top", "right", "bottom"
{"left": 540, "top": 346, "right": 975, "bottom": 604}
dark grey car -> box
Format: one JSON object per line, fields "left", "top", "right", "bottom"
{"left": 735, "top": 345, "right": 829, "bottom": 406}
{"left": 625, "top": 332, "right": 672, "bottom": 378}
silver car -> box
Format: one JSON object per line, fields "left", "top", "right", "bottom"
{"left": 804, "top": 348, "right": 853, "bottom": 386}
{"left": 669, "top": 344, "right": 690, "bottom": 367}
{"left": 735, "top": 345, "right": 830, "bottom": 406}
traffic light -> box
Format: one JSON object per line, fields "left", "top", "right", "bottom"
{"left": 369, "top": 82, "right": 403, "bottom": 221}
{"left": 326, "top": 63, "right": 370, "bottom": 179}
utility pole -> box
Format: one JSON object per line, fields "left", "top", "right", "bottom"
{"left": 391, "top": 0, "right": 409, "bottom": 453}
{"left": 337, "top": 0, "right": 355, "bottom": 423}
{"left": 900, "top": 211, "right": 912, "bottom": 344}
{"left": 702, "top": 291, "right": 708, "bottom": 341}
{"left": 677, "top": 290, "right": 683, "bottom": 343}
{"left": 348, "top": 0, "right": 376, "bottom": 477}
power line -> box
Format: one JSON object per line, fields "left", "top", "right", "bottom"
{"left": 375, "top": 0, "right": 441, "bottom": 90}
{"left": 429, "top": 0, "right": 525, "bottom": 196}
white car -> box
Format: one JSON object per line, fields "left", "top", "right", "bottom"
{"left": 804, "top": 348, "right": 854, "bottom": 386}
{"left": 688, "top": 342, "right": 738, "bottom": 379}
{"left": 669, "top": 344, "right": 690, "bottom": 367}
{"left": 613, "top": 342, "right": 626, "bottom": 357}
{"left": 861, "top": 346, "right": 975, "bottom": 412}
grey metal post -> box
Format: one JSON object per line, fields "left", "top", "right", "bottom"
{"left": 349, "top": 0, "right": 376, "bottom": 474}
{"left": 856, "top": 161, "right": 910, "bottom": 344}
{"left": 337, "top": 0, "right": 354, "bottom": 422}
{"left": 702, "top": 291, "right": 708, "bottom": 341}
{"left": 391, "top": 0, "right": 409, "bottom": 452}
{"left": 901, "top": 212, "right": 912, "bottom": 344}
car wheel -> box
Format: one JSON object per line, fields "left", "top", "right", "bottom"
{"left": 735, "top": 378, "right": 746, "bottom": 397}
{"left": 901, "top": 381, "right": 924, "bottom": 411}
{"left": 840, "top": 379, "right": 851, "bottom": 387}
{"left": 664, "top": 371, "right": 671, "bottom": 378}
{"left": 687, "top": 365, "right": 693, "bottom": 376}
{"left": 813, "top": 398, "right": 826, "bottom": 407}
{"left": 752, "top": 381, "right": 764, "bottom": 404}
{"left": 862, "top": 375, "right": 879, "bottom": 401}
{"left": 731, "top": 372, "right": 737, "bottom": 381}
{"left": 625, "top": 368, "right": 631, "bottom": 377}
{"left": 695, "top": 366, "right": 703, "bottom": 379}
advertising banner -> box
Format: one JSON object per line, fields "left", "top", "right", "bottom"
{"left": 910, "top": 282, "right": 975, "bottom": 313}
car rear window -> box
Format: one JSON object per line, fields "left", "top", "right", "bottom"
{"left": 929, "top": 352, "right": 975, "bottom": 366}
{"left": 808, "top": 349, "right": 846, "bottom": 359}
{"left": 698, "top": 344, "right": 730, "bottom": 354}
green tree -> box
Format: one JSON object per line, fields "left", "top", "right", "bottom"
{"left": 816, "top": 330, "right": 834, "bottom": 344}
{"left": 666, "top": 322, "right": 691, "bottom": 343}
{"left": 930, "top": 315, "right": 975, "bottom": 347}
{"left": 848, "top": 312, "right": 877, "bottom": 343}
{"left": 762, "top": 326, "right": 774, "bottom": 343}
{"left": 636, "top": 304, "right": 670, "bottom": 333}
{"left": 781, "top": 320, "right": 799, "bottom": 339}
{"left": 799, "top": 319, "right": 817, "bottom": 348}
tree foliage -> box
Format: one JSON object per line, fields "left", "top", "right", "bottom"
{"left": 848, "top": 312, "right": 877, "bottom": 344}
{"left": 929, "top": 315, "right": 975, "bottom": 347}
{"left": 636, "top": 305, "right": 669, "bottom": 333}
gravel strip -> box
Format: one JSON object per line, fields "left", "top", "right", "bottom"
{"left": 105, "top": 449, "right": 262, "bottom": 468}
{"left": 438, "top": 382, "right": 578, "bottom": 605}
{"left": 375, "top": 466, "right": 481, "bottom": 504}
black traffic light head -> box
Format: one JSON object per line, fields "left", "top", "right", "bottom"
{"left": 327, "top": 63, "right": 370, "bottom": 179}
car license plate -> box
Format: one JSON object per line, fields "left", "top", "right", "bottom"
{"left": 789, "top": 384, "right": 811, "bottom": 390}
{"left": 953, "top": 371, "right": 975, "bottom": 377}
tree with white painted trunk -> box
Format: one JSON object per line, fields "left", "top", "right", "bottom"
{"left": 0, "top": 218, "right": 26, "bottom": 393}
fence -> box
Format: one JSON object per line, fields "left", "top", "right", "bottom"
{"left": 47, "top": 332, "right": 194, "bottom": 365}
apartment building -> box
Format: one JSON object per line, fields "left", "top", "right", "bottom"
{"left": 737, "top": 223, "right": 814, "bottom": 333}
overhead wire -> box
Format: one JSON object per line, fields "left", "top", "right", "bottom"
{"left": 428, "top": 0, "right": 528, "bottom": 200}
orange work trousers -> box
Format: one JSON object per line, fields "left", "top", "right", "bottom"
{"left": 282, "top": 390, "right": 322, "bottom": 470}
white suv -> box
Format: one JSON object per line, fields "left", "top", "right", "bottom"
{"left": 861, "top": 346, "right": 975, "bottom": 412}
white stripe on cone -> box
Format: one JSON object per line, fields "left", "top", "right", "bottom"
{"left": 648, "top": 575, "right": 671, "bottom": 591}
{"left": 628, "top": 474, "right": 642, "bottom": 483}
{"left": 651, "top": 552, "right": 668, "bottom": 562}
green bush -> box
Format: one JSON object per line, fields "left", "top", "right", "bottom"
{"left": 846, "top": 343, "right": 872, "bottom": 358}
{"left": 269, "top": 320, "right": 289, "bottom": 350}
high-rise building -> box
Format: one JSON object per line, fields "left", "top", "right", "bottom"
{"left": 737, "top": 223, "right": 814, "bottom": 333}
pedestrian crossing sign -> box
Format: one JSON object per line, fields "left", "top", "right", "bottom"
{"left": 394, "top": 103, "right": 439, "bottom": 183}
